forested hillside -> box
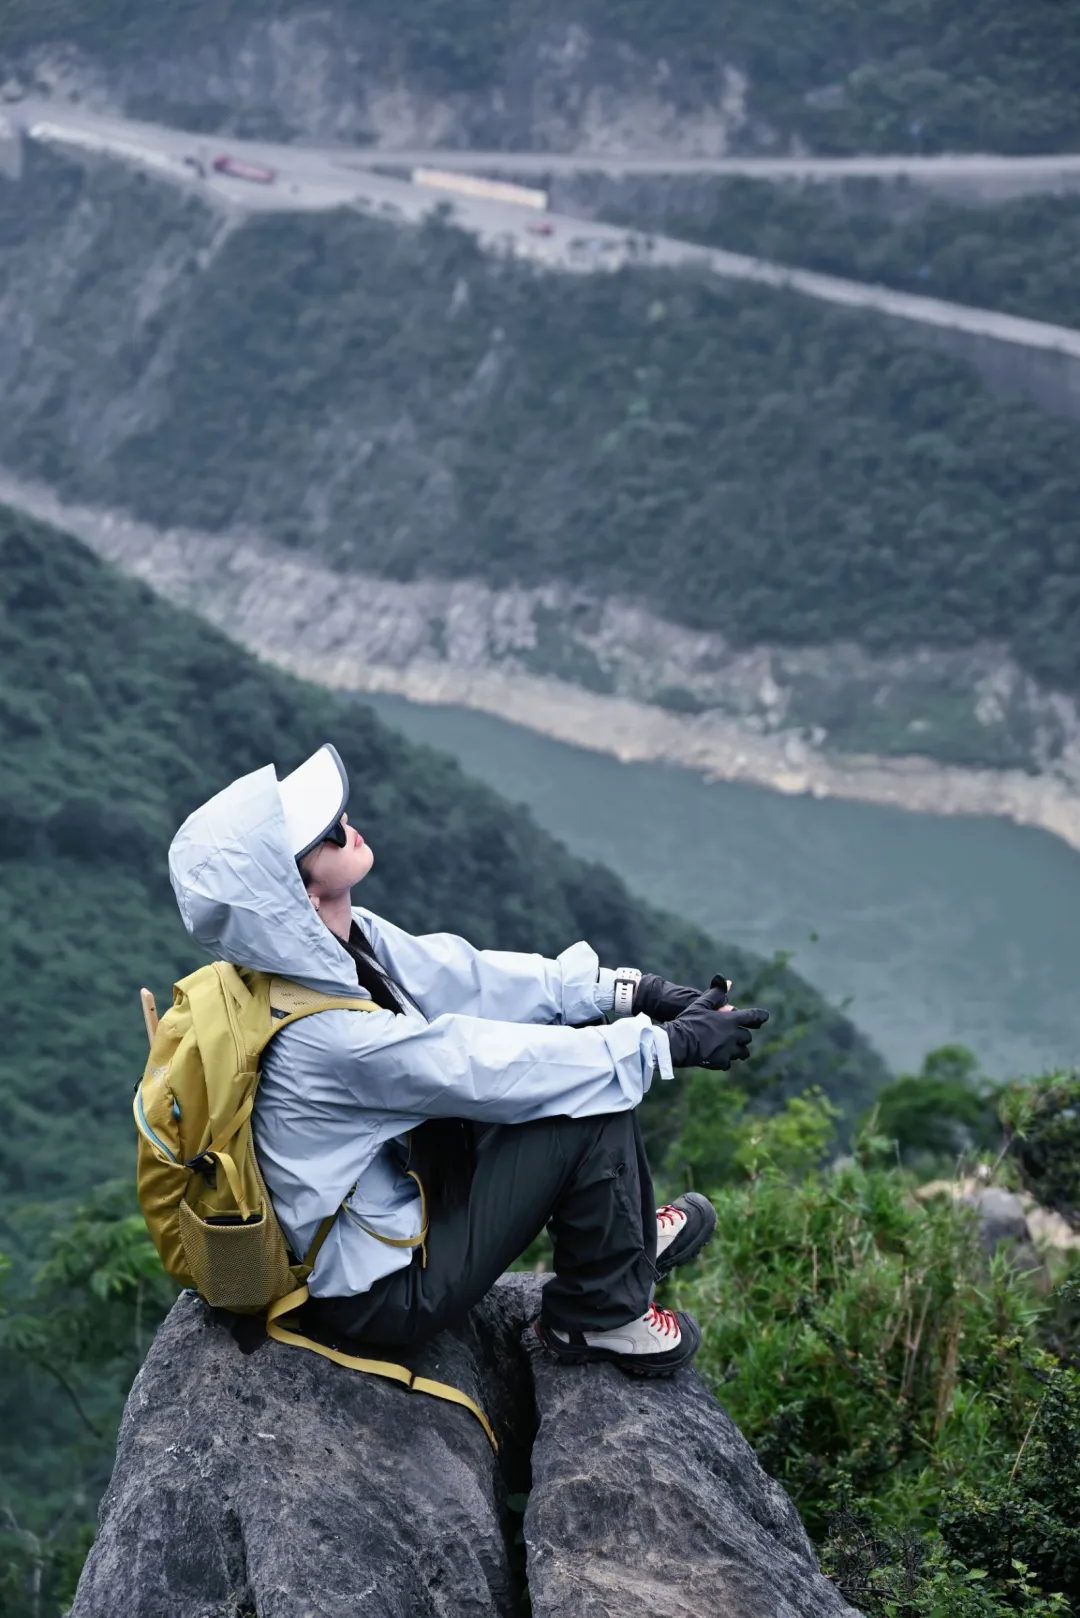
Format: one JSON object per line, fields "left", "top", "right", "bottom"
{"left": 1, "top": 0, "right": 1078, "bottom": 154}
{"left": 4, "top": 147, "right": 1080, "bottom": 718}
{"left": 0, "top": 500, "right": 886, "bottom": 1600}
{"left": 4, "top": 0, "right": 1080, "bottom": 1594}
{"left": 594, "top": 179, "right": 1080, "bottom": 330}
{"left": 0, "top": 501, "right": 885, "bottom": 1214}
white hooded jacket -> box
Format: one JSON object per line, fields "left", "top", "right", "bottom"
{"left": 168, "top": 763, "right": 673, "bottom": 1298}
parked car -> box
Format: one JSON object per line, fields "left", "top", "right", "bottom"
{"left": 211, "top": 154, "right": 276, "bottom": 184}
{"left": 526, "top": 219, "right": 555, "bottom": 236}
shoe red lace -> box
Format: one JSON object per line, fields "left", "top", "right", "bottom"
{"left": 656, "top": 1204, "right": 685, "bottom": 1234}
{"left": 644, "top": 1302, "right": 680, "bottom": 1340}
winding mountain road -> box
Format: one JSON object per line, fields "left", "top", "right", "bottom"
{"left": 10, "top": 98, "right": 1080, "bottom": 417}
{"left": 347, "top": 145, "right": 1080, "bottom": 201}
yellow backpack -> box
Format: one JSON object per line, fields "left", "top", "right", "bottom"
{"left": 134, "top": 960, "right": 495, "bottom": 1449}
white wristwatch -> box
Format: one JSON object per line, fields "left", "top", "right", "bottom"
{"left": 611, "top": 966, "right": 642, "bottom": 1018}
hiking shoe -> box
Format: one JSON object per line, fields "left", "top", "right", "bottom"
{"left": 655, "top": 1192, "right": 717, "bottom": 1275}
{"left": 534, "top": 1303, "right": 701, "bottom": 1377}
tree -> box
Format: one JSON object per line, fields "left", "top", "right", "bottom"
{"left": 0, "top": 1185, "right": 175, "bottom": 1618}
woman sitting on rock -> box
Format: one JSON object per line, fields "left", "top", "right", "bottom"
{"left": 168, "top": 743, "right": 768, "bottom": 1375}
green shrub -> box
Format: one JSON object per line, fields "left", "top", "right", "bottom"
{"left": 664, "top": 1075, "right": 842, "bottom": 1189}
{"left": 823, "top": 1510, "right": 1071, "bottom": 1615}
{"left": 867, "top": 1046, "right": 1003, "bottom": 1174}
{"left": 0, "top": 1184, "right": 175, "bottom": 1618}
{"left": 664, "top": 1083, "right": 1080, "bottom": 1611}
{"left": 670, "top": 1154, "right": 1044, "bottom": 1537}
{"left": 1010, "top": 1075, "right": 1080, "bottom": 1229}
{"left": 941, "top": 1342, "right": 1080, "bottom": 1603}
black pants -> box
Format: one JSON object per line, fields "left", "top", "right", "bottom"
{"left": 306, "top": 1110, "right": 659, "bottom": 1347}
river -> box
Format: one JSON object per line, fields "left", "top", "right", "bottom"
{"left": 365, "top": 692, "right": 1080, "bottom": 1080}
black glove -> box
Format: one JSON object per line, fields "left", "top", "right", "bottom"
{"left": 664, "top": 979, "right": 769, "bottom": 1071}
{"left": 633, "top": 972, "right": 732, "bottom": 1022}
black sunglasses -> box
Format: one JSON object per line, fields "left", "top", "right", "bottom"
{"left": 296, "top": 819, "right": 348, "bottom": 871}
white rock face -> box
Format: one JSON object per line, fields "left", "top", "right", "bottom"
{"left": 0, "top": 112, "right": 21, "bottom": 179}
{"left": 4, "top": 470, "right": 1080, "bottom": 853}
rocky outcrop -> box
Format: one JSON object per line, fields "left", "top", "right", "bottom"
{"left": 965, "top": 1184, "right": 1045, "bottom": 1278}
{"left": 5, "top": 14, "right": 755, "bottom": 157}
{"left": 524, "top": 1329, "right": 856, "bottom": 1617}
{"left": 73, "top": 1276, "right": 859, "bottom": 1618}
{"left": 917, "top": 1177, "right": 1080, "bottom": 1281}
{"left": 70, "top": 1288, "right": 518, "bottom": 1618}
{"left": 966, "top": 1185, "right": 1032, "bottom": 1253}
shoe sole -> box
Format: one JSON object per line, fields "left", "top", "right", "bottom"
{"left": 655, "top": 1193, "right": 718, "bottom": 1277}
{"left": 540, "top": 1346, "right": 694, "bottom": 1378}
{"left": 533, "top": 1319, "right": 700, "bottom": 1378}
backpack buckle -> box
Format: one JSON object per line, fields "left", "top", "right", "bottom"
{"left": 186, "top": 1152, "right": 217, "bottom": 1186}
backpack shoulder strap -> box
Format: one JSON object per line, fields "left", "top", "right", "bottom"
{"left": 266, "top": 974, "right": 380, "bottom": 1024}
{"left": 264, "top": 1288, "right": 497, "bottom": 1453}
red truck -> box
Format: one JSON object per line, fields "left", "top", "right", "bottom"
{"left": 211, "top": 154, "right": 276, "bottom": 184}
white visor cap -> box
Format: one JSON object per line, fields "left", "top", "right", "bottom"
{"left": 277, "top": 743, "right": 350, "bottom": 859}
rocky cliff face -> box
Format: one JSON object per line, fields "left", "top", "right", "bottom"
{"left": 73, "top": 1278, "right": 859, "bottom": 1618}
{"left": 8, "top": 12, "right": 757, "bottom": 157}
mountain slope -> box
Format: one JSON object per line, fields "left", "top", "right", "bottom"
{"left": 2, "top": 0, "right": 1078, "bottom": 154}
{"left": 3, "top": 145, "right": 1080, "bottom": 729}
{"left": 589, "top": 178, "right": 1080, "bottom": 331}
{"left": 0, "top": 503, "right": 886, "bottom": 1209}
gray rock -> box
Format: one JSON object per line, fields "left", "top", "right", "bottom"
{"left": 74, "top": 1278, "right": 859, "bottom": 1618}
{"left": 964, "top": 1186, "right": 1031, "bottom": 1251}
{"left": 71, "top": 1290, "right": 516, "bottom": 1618}
{"left": 523, "top": 1323, "right": 859, "bottom": 1618}
{"left": 964, "top": 1186, "right": 1043, "bottom": 1274}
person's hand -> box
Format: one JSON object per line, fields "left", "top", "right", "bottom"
{"left": 664, "top": 982, "right": 769, "bottom": 1071}
{"left": 633, "top": 972, "right": 733, "bottom": 1022}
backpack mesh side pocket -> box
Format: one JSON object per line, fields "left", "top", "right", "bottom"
{"left": 178, "top": 1194, "right": 292, "bottom": 1311}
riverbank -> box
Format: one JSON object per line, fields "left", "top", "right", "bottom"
{"left": 5, "top": 468, "right": 1080, "bottom": 854}
{"left": 317, "top": 661, "right": 1080, "bottom": 854}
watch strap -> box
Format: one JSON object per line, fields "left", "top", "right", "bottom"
{"left": 611, "top": 967, "right": 642, "bottom": 1018}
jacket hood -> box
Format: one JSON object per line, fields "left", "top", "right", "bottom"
{"left": 168, "top": 763, "right": 363, "bottom": 996}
